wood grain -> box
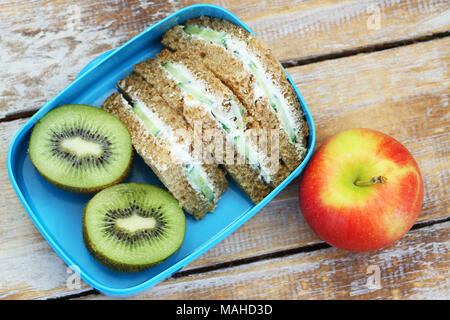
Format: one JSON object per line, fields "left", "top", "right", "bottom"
{"left": 1, "top": 0, "right": 449, "bottom": 118}
{"left": 84, "top": 221, "right": 450, "bottom": 300}
{"left": 0, "top": 37, "right": 448, "bottom": 299}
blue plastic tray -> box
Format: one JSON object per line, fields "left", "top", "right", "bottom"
{"left": 7, "top": 4, "right": 315, "bottom": 296}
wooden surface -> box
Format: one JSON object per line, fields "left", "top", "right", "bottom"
{"left": 0, "top": 0, "right": 449, "bottom": 300}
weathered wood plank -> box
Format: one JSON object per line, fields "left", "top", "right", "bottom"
{"left": 0, "top": 38, "right": 448, "bottom": 299}
{"left": 1, "top": 0, "right": 449, "bottom": 118}
{"left": 84, "top": 221, "right": 450, "bottom": 300}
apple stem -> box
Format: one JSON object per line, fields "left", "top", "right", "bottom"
{"left": 354, "top": 176, "right": 388, "bottom": 187}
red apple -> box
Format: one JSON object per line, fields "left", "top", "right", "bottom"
{"left": 299, "top": 128, "right": 423, "bottom": 252}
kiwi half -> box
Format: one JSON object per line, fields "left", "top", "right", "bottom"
{"left": 28, "top": 105, "right": 133, "bottom": 193}
{"left": 83, "top": 183, "right": 186, "bottom": 272}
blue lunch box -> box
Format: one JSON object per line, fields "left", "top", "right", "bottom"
{"left": 7, "top": 4, "right": 316, "bottom": 296}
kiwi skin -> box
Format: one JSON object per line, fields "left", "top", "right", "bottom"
{"left": 82, "top": 184, "right": 186, "bottom": 273}
{"left": 31, "top": 152, "right": 133, "bottom": 194}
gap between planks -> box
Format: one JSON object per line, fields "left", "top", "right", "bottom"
{"left": 47, "top": 216, "right": 450, "bottom": 300}
{"left": 281, "top": 30, "right": 450, "bottom": 67}
{"left": 1, "top": 29, "right": 449, "bottom": 124}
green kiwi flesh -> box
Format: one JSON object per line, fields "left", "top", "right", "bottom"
{"left": 83, "top": 183, "right": 186, "bottom": 272}
{"left": 28, "top": 105, "right": 133, "bottom": 193}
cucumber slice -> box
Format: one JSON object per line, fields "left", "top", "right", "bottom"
{"left": 183, "top": 25, "right": 203, "bottom": 35}
{"left": 233, "top": 135, "right": 258, "bottom": 166}
{"left": 229, "top": 96, "right": 244, "bottom": 130}
{"left": 161, "top": 61, "right": 191, "bottom": 84}
{"left": 177, "top": 82, "right": 216, "bottom": 106}
{"left": 248, "top": 61, "right": 272, "bottom": 106}
{"left": 219, "top": 122, "right": 230, "bottom": 133}
{"left": 233, "top": 136, "right": 271, "bottom": 184}
{"left": 184, "top": 164, "right": 215, "bottom": 202}
{"left": 161, "top": 61, "right": 214, "bottom": 106}
{"left": 184, "top": 25, "right": 227, "bottom": 48}
{"left": 164, "top": 63, "right": 234, "bottom": 135}
{"left": 249, "top": 62, "right": 297, "bottom": 143}
{"left": 132, "top": 102, "right": 160, "bottom": 137}
{"left": 271, "top": 95, "right": 297, "bottom": 143}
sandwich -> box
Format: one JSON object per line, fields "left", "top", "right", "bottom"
{"left": 101, "top": 73, "right": 228, "bottom": 219}
{"left": 161, "top": 16, "right": 308, "bottom": 171}
{"left": 133, "top": 49, "right": 292, "bottom": 203}
{"left": 101, "top": 16, "right": 309, "bottom": 211}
